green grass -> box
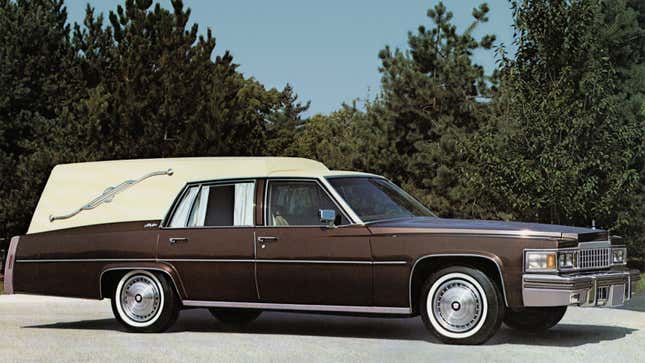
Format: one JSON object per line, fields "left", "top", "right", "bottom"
{"left": 639, "top": 274, "right": 645, "bottom": 293}
{"left": 0, "top": 281, "right": 3, "bottom": 295}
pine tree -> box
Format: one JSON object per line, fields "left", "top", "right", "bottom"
{"left": 0, "top": 0, "right": 82, "bottom": 242}
{"left": 374, "top": 2, "right": 496, "bottom": 216}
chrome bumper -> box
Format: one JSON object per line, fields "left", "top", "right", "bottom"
{"left": 522, "top": 269, "right": 640, "bottom": 307}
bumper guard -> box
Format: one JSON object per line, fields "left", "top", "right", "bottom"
{"left": 523, "top": 269, "right": 640, "bottom": 307}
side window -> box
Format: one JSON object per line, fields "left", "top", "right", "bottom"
{"left": 267, "top": 181, "right": 348, "bottom": 226}
{"left": 170, "top": 182, "right": 255, "bottom": 228}
{"left": 168, "top": 186, "right": 199, "bottom": 227}
{"left": 187, "top": 182, "right": 255, "bottom": 227}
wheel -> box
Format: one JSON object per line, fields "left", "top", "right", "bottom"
{"left": 209, "top": 308, "right": 262, "bottom": 326}
{"left": 111, "top": 270, "right": 179, "bottom": 333}
{"left": 504, "top": 306, "right": 567, "bottom": 331}
{"left": 420, "top": 266, "right": 504, "bottom": 345}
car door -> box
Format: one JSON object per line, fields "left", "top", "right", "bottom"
{"left": 157, "top": 180, "right": 257, "bottom": 302}
{"left": 254, "top": 178, "right": 373, "bottom": 306}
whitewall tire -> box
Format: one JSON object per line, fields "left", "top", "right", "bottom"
{"left": 111, "top": 270, "right": 179, "bottom": 333}
{"left": 421, "top": 266, "right": 504, "bottom": 345}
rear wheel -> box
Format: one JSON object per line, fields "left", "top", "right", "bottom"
{"left": 420, "top": 266, "right": 504, "bottom": 345}
{"left": 504, "top": 306, "right": 567, "bottom": 331}
{"left": 111, "top": 270, "right": 179, "bottom": 333}
{"left": 209, "top": 308, "right": 262, "bottom": 326}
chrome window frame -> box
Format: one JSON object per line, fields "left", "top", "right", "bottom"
{"left": 161, "top": 178, "right": 257, "bottom": 229}
{"left": 324, "top": 175, "right": 436, "bottom": 223}
{"left": 263, "top": 177, "right": 356, "bottom": 228}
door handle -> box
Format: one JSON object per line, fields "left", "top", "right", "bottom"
{"left": 257, "top": 236, "right": 278, "bottom": 243}
{"left": 169, "top": 237, "right": 189, "bottom": 245}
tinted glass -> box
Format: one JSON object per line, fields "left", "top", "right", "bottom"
{"left": 328, "top": 177, "right": 434, "bottom": 222}
{"left": 267, "top": 181, "right": 348, "bottom": 226}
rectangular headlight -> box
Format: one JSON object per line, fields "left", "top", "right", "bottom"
{"left": 558, "top": 251, "right": 578, "bottom": 269}
{"left": 525, "top": 251, "right": 557, "bottom": 271}
{"left": 611, "top": 247, "right": 627, "bottom": 265}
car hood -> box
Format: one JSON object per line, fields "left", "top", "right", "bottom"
{"left": 367, "top": 217, "right": 607, "bottom": 241}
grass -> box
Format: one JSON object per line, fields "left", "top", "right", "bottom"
{"left": 639, "top": 274, "right": 645, "bottom": 293}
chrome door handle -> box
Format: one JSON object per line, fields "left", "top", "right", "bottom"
{"left": 169, "top": 237, "right": 189, "bottom": 244}
{"left": 257, "top": 236, "right": 278, "bottom": 243}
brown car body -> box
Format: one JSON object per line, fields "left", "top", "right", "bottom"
{"left": 3, "top": 157, "right": 640, "bottom": 343}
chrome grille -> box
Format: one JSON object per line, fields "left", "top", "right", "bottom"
{"left": 579, "top": 248, "right": 611, "bottom": 270}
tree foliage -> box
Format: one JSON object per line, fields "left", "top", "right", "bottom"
{"left": 0, "top": 0, "right": 306, "bottom": 243}
{"left": 373, "top": 2, "right": 496, "bottom": 217}
{"left": 0, "top": 0, "right": 643, "bottom": 263}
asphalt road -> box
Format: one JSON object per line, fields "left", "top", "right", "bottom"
{"left": 1, "top": 294, "right": 644, "bottom": 363}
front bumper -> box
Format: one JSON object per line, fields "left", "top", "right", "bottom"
{"left": 522, "top": 269, "right": 640, "bottom": 307}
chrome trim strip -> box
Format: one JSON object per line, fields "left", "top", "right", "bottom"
{"left": 99, "top": 267, "right": 183, "bottom": 300}
{"left": 182, "top": 300, "right": 412, "bottom": 314}
{"left": 374, "top": 228, "right": 564, "bottom": 239}
{"left": 408, "top": 254, "right": 509, "bottom": 307}
{"left": 17, "top": 258, "right": 157, "bottom": 263}
{"left": 16, "top": 258, "right": 407, "bottom": 265}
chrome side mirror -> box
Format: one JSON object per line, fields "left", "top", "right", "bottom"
{"left": 319, "top": 209, "right": 337, "bottom": 227}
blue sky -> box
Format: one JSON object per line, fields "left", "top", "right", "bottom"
{"left": 66, "top": 0, "right": 516, "bottom": 115}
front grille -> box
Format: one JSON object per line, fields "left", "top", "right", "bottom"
{"left": 579, "top": 248, "right": 611, "bottom": 270}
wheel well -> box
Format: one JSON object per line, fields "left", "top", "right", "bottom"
{"left": 100, "top": 268, "right": 181, "bottom": 299}
{"left": 100, "top": 270, "right": 127, "bottom": 299}
{"left": 409, "top": 256, "right": 507, "bottom": 314}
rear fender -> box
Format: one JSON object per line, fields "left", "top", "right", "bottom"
{"left": 99, "top": 262, "right": 187, "bottom": 300}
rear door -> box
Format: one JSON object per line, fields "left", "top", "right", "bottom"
{"left": 157, "top": 180, "right": 257, "bottom": 302}
{"left": 254, "top": 179, "right": 373, "bottom": 306}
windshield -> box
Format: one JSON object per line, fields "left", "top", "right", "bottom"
{"left": 328, "top": 177, "right": 435, "bottom": 222}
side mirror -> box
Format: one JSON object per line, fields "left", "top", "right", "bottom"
{"left": 318, "top": 209, "right": 337, "bottom": 227}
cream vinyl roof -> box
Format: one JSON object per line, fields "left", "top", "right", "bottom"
{"left": 28, "top": 157, "right": 373, "bottom": 234}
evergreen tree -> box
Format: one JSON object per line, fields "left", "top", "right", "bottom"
{"left": 0, "top": 0, "right": 82, "bottom": 242}
{"left": 265, "top": 84, "right": 310, "bottom": 156}
{"left": 374, "top": 2, "right": 496, "bottom": 216}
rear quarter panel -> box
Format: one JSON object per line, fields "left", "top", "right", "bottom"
{"left": 13, "top": 221, "right": 159, "bottom": 299}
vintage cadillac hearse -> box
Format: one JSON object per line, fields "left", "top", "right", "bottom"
{"left": 3, "top": 157, "right": 640, "bottom": 344}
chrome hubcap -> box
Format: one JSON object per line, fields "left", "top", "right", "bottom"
{"left": 120, "top": 275, "right": 161, "bottom": 323}
{"left": 432, "top": 278, "right": 483, "bottom": 333}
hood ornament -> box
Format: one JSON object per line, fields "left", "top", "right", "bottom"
{"left": 49, "top": 169, "right": 173, "bottom": 222}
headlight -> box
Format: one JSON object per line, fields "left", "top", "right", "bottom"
{"left": 611, "top": 247, "right": 627, "bottom": 265}
{"left": 558, "top": 251, "right": 578, "bottom": 269}
{"left": 525, "top": 251, "right": 557, "bottom": 271}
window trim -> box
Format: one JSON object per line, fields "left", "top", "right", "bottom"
{"left": 161, "top": 178, "right": 257, "bottom": 229}
{"left": 263, "top": 177, "right": 355, "bottom": 228}
{"left": 324, "top": 175, "right": 436, "bottom": 223}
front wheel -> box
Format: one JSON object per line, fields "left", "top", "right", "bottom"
{"left": 420, "top": 266, "right": 505, "bottom": 345}
{"left": 504, "top": 306, "right": 567, "bottom": 331}
{"left": 111, "top": 270, "right": 179, "bottom": 333}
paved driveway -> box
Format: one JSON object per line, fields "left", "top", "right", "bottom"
{"left": 1, "top": 293, "right": 644, "bottom": 362}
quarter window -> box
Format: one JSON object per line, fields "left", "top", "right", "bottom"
{"left": 170, "top": 182, "right": 255, "bottom": 227}
{"left": 266, "top": 181, "right": 348, "bottom": 226}
{"left": 168, "top": 186, "right": 199, "bottom": 228}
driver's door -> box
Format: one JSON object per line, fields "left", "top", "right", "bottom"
{"left": 254, "top": 179, "right": 373, "bottom": 306}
